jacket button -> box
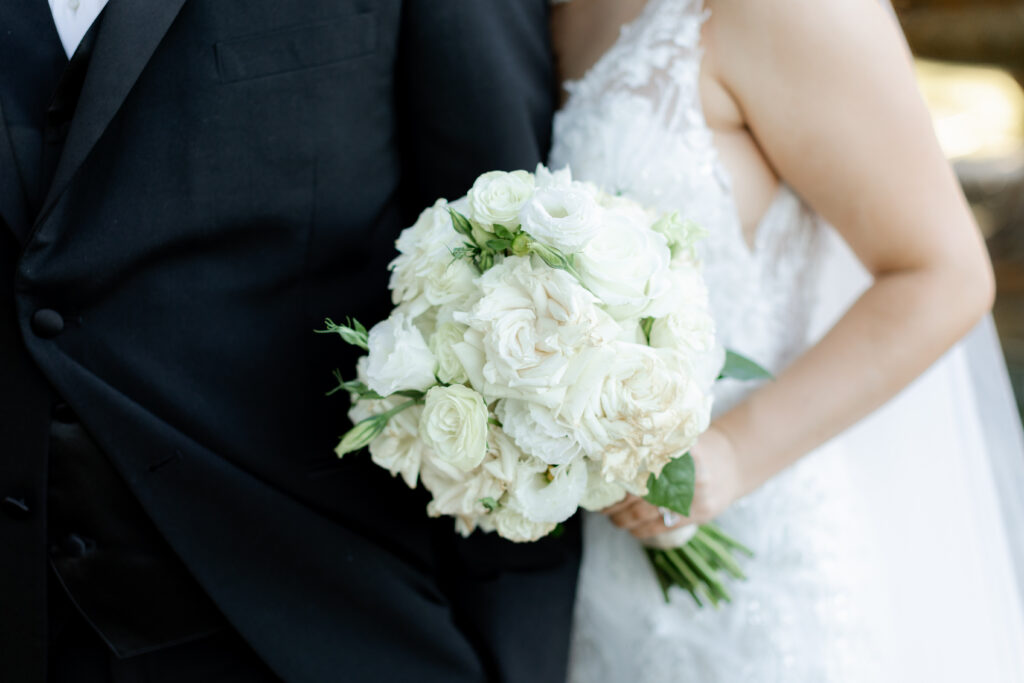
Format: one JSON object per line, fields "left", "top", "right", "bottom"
{"left": 1, "top": 496, "right": 31, "bottom": 520}
{"left": 32, "top": 309, "right": 64, "bottom": 338}
{"left": 57, "top": 534, "right": 96, "bottom": 559}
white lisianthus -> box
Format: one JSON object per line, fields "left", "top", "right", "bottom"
{"left": 389, "top": 200, "right": 478, "bottom": 317}
{"left": 365, "top": 313, "right": 437, "bottom": 396}
{"left": 576, "top": 208, "right": 674, "bottom": 320}
{"left": 534, "top": 163, "right": 573, "bottom": 190}
{"left": 578, "top": 458, "right": 628, "bottom": 511}
{"left": 511, "top": 457, "right": 588, "bottom": 524}
{"left": 452, "top": 256, "right": 618, "bottom": 406}
{"left": 519, "top": 184, "right": 601, "bottom": 254}
{"left": 492, "top": 506, "right": 557, "bottom": 543}
{"left": 495, "top": 398, "right": 586, "bottom": 466}
{"left": 429, "top": 321, "right": 470, "bottom": 385}
{"left": 467, "top": 170, "right": 535, "bottom": 228}
{"left": 419, "top": 385, "right": 489, "bottom": 472}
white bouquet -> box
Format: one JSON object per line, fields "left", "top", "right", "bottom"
{"left": 321, "top": 165, "right": 766, "bottom": 606}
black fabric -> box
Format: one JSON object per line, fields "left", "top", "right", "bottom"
{"left": 0, "top": 0, "right": 67, "bottom": 231}
{"left": 1, "top": 2, "right": 580, "bottom": 682}
{"left": 48, "top": 419, "right": 226, "bottom": 658}
{"left": 48, "top": 588, "right": 282, "bottom": 683}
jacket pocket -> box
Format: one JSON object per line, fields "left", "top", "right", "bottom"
{"left": 215, "top": 13, "right": 376, "bottom": 83}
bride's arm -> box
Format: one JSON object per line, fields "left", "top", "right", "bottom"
{"left": 611, "top": 0, "right": 995, "bottom": 537}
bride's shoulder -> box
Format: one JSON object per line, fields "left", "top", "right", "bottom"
{"left": 706, "top": 0, "right": 896, "bottom": 63}
{"left": 705, "top": 0, "right": 909, "bottom": 108}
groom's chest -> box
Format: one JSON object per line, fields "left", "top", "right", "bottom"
{"left": 0, "top": 0, "right": 401, "bottom": 249}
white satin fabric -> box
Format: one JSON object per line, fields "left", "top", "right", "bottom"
{"left": 550, "top": 1, "right": 1024, "bottom": 680}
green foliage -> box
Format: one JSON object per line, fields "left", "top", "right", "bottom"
{"left": 640, "top": 317, "right": 655, "bottom": 345}
{"left": 644, "top": 453, "right": 696, "bottom": 516}
{"left": 719, "top": 350, "right": 773, "bottom": 381}
{"left": 316, "top": 317, "right": 370, "bottom": 351}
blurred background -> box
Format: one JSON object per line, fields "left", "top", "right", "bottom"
{"left": 894, "top": 0, "right": 1024, "bottom": 418}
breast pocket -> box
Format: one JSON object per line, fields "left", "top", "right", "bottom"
{"left": 215, "top": 13, "right": 377, "bottom": 83}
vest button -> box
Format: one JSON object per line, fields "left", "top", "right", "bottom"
{"left": 1, "top": 496, "right": 31, "bottom": 520}
{"left": 32, "top": 309, "right": 65, "bottom": 338}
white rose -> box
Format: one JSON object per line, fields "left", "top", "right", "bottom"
{"left": 578, "top": 458, "right": 628, "bottom": 511}
{"left": 566, "top": 344, "right": 712, "bottom": 488}
{"left": 511, "top": 456, "right": 588, "bottom": 524}
{"left": 429, "top": 321, "right": 470, "bottom": 385}
{"left": 577, "top": 208, "right": 674, "bottom": 320}
{"left": 519, "top": 184, "right": 601, "bottom": 254}
{"left": 419, "top": 385, "right": 489, "bottom": 472}
{"left": 365, "top": 313, "right": 437, "bottom": 396}
{"left": 467, "top": 170, "right": 535, "bottom": 228}
{"left": 495, "top": 398, "right": 586, "bottom": 466}
{"left": 389, "top": 200, "right": 479, "bottom": 317}
{"left": 452, "top": 256, "right": 618, "bottom": 406}
{"left": 492, "top": 506, "right": 557, "bottom": 543}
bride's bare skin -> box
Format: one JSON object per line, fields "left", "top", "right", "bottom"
{"left": 551, "top": 0, "right": 995, "bottom": 538}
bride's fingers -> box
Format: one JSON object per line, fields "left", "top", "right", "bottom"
{"left": 631, "top": 516, "right": 692, "bottom": 540}
{"left": 608, "top": 502, "right": 661, "bottom": 530}
{"left": 602, "top": 494, "right": 640, "bottom": 515}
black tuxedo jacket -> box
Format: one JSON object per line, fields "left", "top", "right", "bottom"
{"left": 0, "top": 2, "right": 580, "bottom": 682}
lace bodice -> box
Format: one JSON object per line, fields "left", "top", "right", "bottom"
{"left": 553, "top": 2, "right": 875, "bottom": 681}
{"left": 550, "top": 0, "right": 824, "bottom": 394}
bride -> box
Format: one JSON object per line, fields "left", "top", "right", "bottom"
{"left": 549, "top": 0, "right": 1024, "bottom": 680}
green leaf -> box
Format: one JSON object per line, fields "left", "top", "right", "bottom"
{"left": 719, "top": 350, "right": 773, "bottom": 381}
{"left": 547, "top": 523, "right": 566, "bottom": 539}
{"left": 448, "top": 209, "right": 475, "bottom": 240}
{"left": 640, "top": 317, "right": 655, "bottom": 345}
{"left": 644, "top": 453, "right": 696, "bottom": 516}
{"left": 331, "top": 377, "right": 385, "bottom": 400}
{"left": 393, "top": 389, "right": 427, "bottom": 400}
{"left": 316, "top": 317, "right": 370, "bottom": 351}
{"left": 479, "top": 497, "right": 500, "bottom": 513}
{"left": 492, "top": 224, "right": 516, "bottom": 240}
{"left": 485, "top": 239, "right": 512, "bottom": 251}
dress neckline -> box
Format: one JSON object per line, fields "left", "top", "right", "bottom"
{"left": 556, "top": 0, "right": 797, "bottom": 261}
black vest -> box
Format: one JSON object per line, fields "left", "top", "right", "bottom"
{"left": 0, "top": 3, "right": 223, "bottom": 673}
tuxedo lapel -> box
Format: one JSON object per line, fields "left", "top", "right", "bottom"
{"left": 0, "top": 103, "right": 30, "bottom": 243}
{"left": 38, "top": 0, "right": 188, "bottom": 225}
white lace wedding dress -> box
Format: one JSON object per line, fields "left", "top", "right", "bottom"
{"left": 550, "top": 1, "right": 1024, "bottom": 680}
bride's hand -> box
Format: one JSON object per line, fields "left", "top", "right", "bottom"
{"left": 603, "top": 426, "right": 743, "bottom": 540}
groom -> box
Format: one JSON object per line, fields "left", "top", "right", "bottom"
{"left": 0, "top": 1, "right": 580, "bottom": 681}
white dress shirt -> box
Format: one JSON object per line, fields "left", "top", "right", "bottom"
{"left": 49, "top": 0, "right": 110, "bottom": 58}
